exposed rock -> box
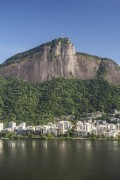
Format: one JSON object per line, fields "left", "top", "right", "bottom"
{"left": 0, "top": 38, "right": 120, "bottom": 84}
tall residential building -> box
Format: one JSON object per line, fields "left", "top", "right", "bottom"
{"left": 58, "top": 121, "right": 72, "bottom": 134}
{"left": 76, "top": 121, "right": 84, "bottom": 130}
{"left": 84, "top": 123, "right": 92, "bottom": 133}
{"left": 0, "top": 123, "right": 4, "bottom": 131}
{"left": 9, "top": 122, "right": 16, "bottom": 131}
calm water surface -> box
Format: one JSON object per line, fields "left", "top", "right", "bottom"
{"left": 0, "top": 140, "right": 120, "bottom": 180}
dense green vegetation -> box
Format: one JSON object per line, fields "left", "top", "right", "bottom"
{"left": 0, "top": 77, "right": 120, "bottom": 125}
{"left": 96, "top": 61, "right": 108, "bottom": 79}
{"left": 76, "top": 52, "right": 116, "bottom": 63}
{"left": 42, "top": 37, "right": 70, "bottom": 47}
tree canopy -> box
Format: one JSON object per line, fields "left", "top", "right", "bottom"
{"left": 0, "top": 77, "right": 120, "bottom": 125}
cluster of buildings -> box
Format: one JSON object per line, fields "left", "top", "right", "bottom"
{"left": 0, "top": 119, "right": 120, "bottom": 138}
{"left": 0, "top": 121, "right": 72, "bottom": 136}
{"left": 0, "top": 110, "right": 120, "bottom": 138}
{"left": 76, "top": 119, "right": 120, "bottom": 138}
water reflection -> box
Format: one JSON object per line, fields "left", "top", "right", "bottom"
{"left": 10, "top": 141, "right": 16, "bottom": 148}
{"left": 84, "top": 140, "right": 92, "bottom": 150}
{"left": 58, "top": 140, "right": 66, "bottom": 151}
{"left": 42, "top": 140, "right": 48, "bottom": 149}
{"left": 6, "top": 140, "right": 27, "bottom": 152}
{"left": 0, "top": 140, "right": 3, "bottom": 154}
{"left": 31, "top": 140, "right": 36, "bottom": 148}
{"left": 0, "top": 140, "right": 120, "bottom": 180}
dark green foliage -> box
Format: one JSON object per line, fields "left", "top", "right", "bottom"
{"left": 76, "top": 52, "right": 117, "bottom": 64}
{"left": 76, "top": 52, "right": 102, "bottom": 60}
{"left": 42, "top": 38, "right": 70, "bottom": 47}
{"left": 96, "top": 61, "right": 107, "bottom": 78}
{"left": 0, "top": 77, "right": 120, "bottom": 124}
{"left": 2, "top": 46, "right": 43, "bottom": 66}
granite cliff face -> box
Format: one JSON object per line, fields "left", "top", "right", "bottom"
{"left": 0, "top": 38, "right": 120, "bottom": 84}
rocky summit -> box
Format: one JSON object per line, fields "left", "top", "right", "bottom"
{"left": 0, "top": 38, "right": 120, "bottom": 84}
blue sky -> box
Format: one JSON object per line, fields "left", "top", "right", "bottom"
{"left": 0, "top": 0, "right": 120, "bottom": 65}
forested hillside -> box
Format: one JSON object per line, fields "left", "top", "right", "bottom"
{"left": 0, "top": 77, "right": 120, "bottom": 125}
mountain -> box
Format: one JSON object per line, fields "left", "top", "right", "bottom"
{"left": 0, "top": 77, "right": 120, "bottom": 124}
{"left": 0, "top": 38, "right": 120, "bottom": 84}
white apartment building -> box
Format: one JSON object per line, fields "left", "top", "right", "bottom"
{"left": 0, "top": 123, "right": 4, "bottom": 131}
{"left": 42, "top": 125, "right": 50, "bottom": 134}
{"left": 18, "top": 122, "right": 26, "bottom": 131}
{"left": 110, "top": 130, "right": 118, "bottom": 138}
{"left": 84, "top": 122, "right": 92, "bottom": 133}
{"left": 116, "top": 123, "right": 120, "bottom": 130}
{"left": 96, "top": 124, "right": 107, "bottom": 136}
{"left": 9, "top": 122, "right": 16, "bottom": 131}
{"left": 26, "top": 126, "right": 35, "bottom": 131}
{"left": 58, "top": 121, "right": 72, "bottom": 134}
{"left": 105, "top": 130, "right": 118, "bottom": 138}
{"left": 107, "top": 124, "right": 116, "bottom": 130}
{"left": 76, "top": 121, "right": 84, "bottom": 131}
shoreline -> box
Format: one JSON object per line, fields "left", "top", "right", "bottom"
{"left": 1, "top": 137, "right": 120, "bottom": 141}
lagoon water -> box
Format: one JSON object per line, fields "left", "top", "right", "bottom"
{"left": 0, "top": 140, "right": 120, "bottom": 180}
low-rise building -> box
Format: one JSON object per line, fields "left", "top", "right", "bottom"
{"left": 76, "top": 121, "right": 84, "bottom": 131}
{"left": 58, "top": 121, "right": 72, "bottom": 135}
{"left": 84, "top": 122, "right": 92, "bottom": 133}
{"left": 18, "top": 122, "right": 26, "bottom": 131}
{"left": 109, "top": 130, "right": 118, "bottom": 138}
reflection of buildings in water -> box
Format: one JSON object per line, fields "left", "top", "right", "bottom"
{"left": 109, "top": 141, "right": 119, "bottom": 150}
{"left": 53, "top": 140, "right": 58, "bottom": 147}
{"left": 32, "top": 141, "right": 36, "bottom": 148}
{"left": 21, "top": 141, "right": 26, "bottom": 148}
{"left": 76, "top": 141, "right": 82, "bottom": 148}
{"left": 57, "top": 141, "right": 68, "bottom": 170}
{"left": 59, "top": 141, "right": 66, "bottom": 151}
{"left": 14, "top": 141, "right": 26, "bottom": 150}
{"left": 58, "top": 141, "right": 66, "bottom": 157}
{"left": 19, "top": 141, "right": 26, "bottom": 151}
{"left": 11, "top": 141, "right": 16, "bottom": 148}
{"left": 42, "top": 141, "right": 48, "bottom": 149}
{"left": 84, "top": 141, "right": 93, "bottom": 160}
{"left": 85, "top": 141, "right": 92, "bottom": 150}
{"left": 8, "top": 141, "right": 16, "bottom": 153}
{"left": 0, "top": 140, "right": 3, "bottom": 153}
